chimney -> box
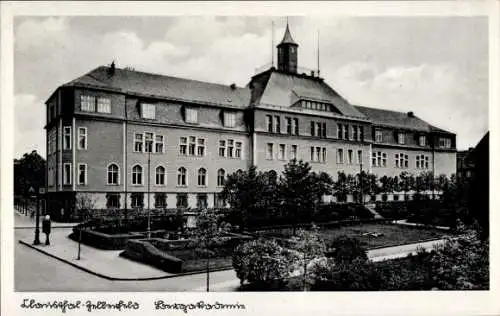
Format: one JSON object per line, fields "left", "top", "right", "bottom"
{"left": 230, "top": 83, "right": 237, "bottom": 90}
{"left": 107, "top": 60, "right": 116, "bottom": 76}
{"left": 407, "top": 111, "right": 414, "bottom": 117}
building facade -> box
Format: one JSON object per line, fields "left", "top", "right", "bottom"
{"left": 44, "top": 24, "right": 456, "bottom": 216}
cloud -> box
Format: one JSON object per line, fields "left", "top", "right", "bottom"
{"left": 13, "top": 16, "right": 488, "bottom": 156}
{"left": 14, "top": 94, "right": 46, "bottom": 158}
{"left": 330, "top": 62, "right": 488, "bottom": 149}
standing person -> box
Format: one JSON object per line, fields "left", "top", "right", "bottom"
{"left": 42, "top": 215, "right": 52, "bottom": 245}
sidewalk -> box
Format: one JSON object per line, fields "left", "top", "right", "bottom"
{"left": 17, "top": 227, "right": 174, "bottom": 280}
{"left": 14, "top": 210, "right": 79, "bottom": 229}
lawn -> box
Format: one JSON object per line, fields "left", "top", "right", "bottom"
{"left": 317, "top": 223, "right": 450, "bottom": 249}
{"left": 259, "top": 223, "right": 451, "bottom": 249}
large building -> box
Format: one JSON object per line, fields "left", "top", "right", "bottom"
{"left": 44, "top": 23, "right": 456, "bottom": 216}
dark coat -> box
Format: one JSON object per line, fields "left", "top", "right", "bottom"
{"left": 42, "top": 219, "right": 51, "bottom": 234}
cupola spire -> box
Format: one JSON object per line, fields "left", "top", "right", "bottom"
{"left": 277, "top": 19, "right": 298, "bottom": 73}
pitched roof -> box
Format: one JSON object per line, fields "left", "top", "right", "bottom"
{"left": 279, "top": 24, "right": 298, "bottom": 46}
{"left": 254, "top": 70, "right": 365, "bottom": 118}
{"left": 63, "top": 66, "right": 251, "bottom": 108}
{"left": 354, "top": 105, "right": 453, "bottom": 133}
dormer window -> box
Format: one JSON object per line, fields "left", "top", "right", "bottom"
{"left": 439, "top": 137, "right": 451, "bottom": 149}
{"left": 141, "top": 103, "right": 155, "bottom": 119}
{"left": 185, "top": 108, "right": 198, "bottom": 123}
{"left": 419, "top": 135, "right": 426, "bottom": 147}
{"left": 223, "top": 111, "right": 236, "bottom": 128}
{"left": 398, "top": 132, "right": 405, "bottom": 145}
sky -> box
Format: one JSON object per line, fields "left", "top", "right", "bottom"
{"left": 13, "top": 15, "right": 488, "bottom": 158}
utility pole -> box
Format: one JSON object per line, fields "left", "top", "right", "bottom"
{"left": 147, "top": 140, "right": 151, "bottom": 239}
{"left": 360, "top": 162, "right": 364, "bottom": 205}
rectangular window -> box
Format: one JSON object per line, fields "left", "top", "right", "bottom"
{"left": 398, "top": 133, "right": 405, "bottom": 145}
{"left": 316, "top": 122, "right": 321, "bottom": 137}
{"left": 310, "top": 121, "right": 315, "bottom": 136}
{"left": 266, "top": 115, "right": 273, "bottom": 132}
{"left": 357, "top": 150, "right": 362, "bottom": 164}
{"left": 235, "top": 141, "right": 242, "bottom": 158}
{"left": 274, "top": 116, "right": 280, "bottom": 133}
{"left": 343, "top": 124, "right": 349, "bottom": 140}
{"left": 322, "top": 147, "right": 327, "bottom": 163}
{"left": 353, "top": 126, "right": 358, "bottom": 141}
{"left": 176, "top": 193, "right": 188, "bottom": 208}
{"left": 266, "top": 143, "right": 274, "bottom": 160}
{"left": 197, "top": 138, "right": 205, "bottom": 156}
{"left": 337, "top": 124, "right": 342, "bottom": 139}
{"left": 219, "top": 140, "right": 226, "bottom": 157}
{"left": 144, "top": 132, "right": 154, "bottom": 153}
{"left": 290, "top": 145, "right": 298, "bottom": 160}
{"left": 419, "top": 135, "right": 426, "bottom": 147}
{"left": 188, "top": 136, "right": 196, "bottom": 155}
{"left": 80, "top": 95, "right": 96, "bottom": 112}
{"left": 425, "top": 156, "right": 429, "bottom": 169}
{"left": 179, "top": 137, "right": 187, "bottom": 155}
{"left": 185, "top": 108, "right": 198, "bottom": 123}
{"left": 134, "top": 133, "right": 143, "bottom": 152}
{"left": 375, "top": 130, "right": 383, "bottom": 143}
{"left": 372, "top": 151, "right": 386, "bottom": 167}
{"left": 322, "top": 123, "right": 327, "bottom": 138}
{"left": 197, "top": 193, "right": 208, "bottom": 209}
{"left": 63, "top": 126, "right": 71, "bottom": 150}
{"left": 141, "top": 103, "right": 156, "bottom": 119}
{"left": 286, "top": 117, "right": 292, "bottom": 134}
{"left": 155, "top": 135, "right": 164, "bottom": 153}
{"left": 310, "top": 146, "right": 315, "bottom": 161}
{"left": 348, "top": 149, "right": 353, "bottom": 164}
{"left": 63, "top": 163, "right": 72, "bottom": 185}
{"left": 359, "top": 126, "right": 364, "bottom": 141}
{"left": 279, "top": 144, "right": 286, "bottom": 160}
{"left": 78, "top": 127, "right": 87, "bottom": 150}
{"left": 337, "top": 149, "right": 344, "bottom": 164}
{"left": 223, "top": 112, "right": 236, "bottom": 128}
{"left": 416, "top": 156, "right": 421, "bottom": 169}
{"left": 97, "top": 98, "right": 111, "bottom": 113}
{"left": 78, "top": 163, "right": 87, "bottom": 185}
{"left": 439, "top": 137, "right": 451, "bottom": 148}
{"left": 293, "top": 118, "right": 299, "bottom": 135}
{"left": 215, "top": 193, "right": 226, "bottom": 208}
{"left": 228, "top": 139, "right": 234, "bottom": 158}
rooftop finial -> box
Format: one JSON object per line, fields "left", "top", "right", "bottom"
{"left": 279, "top": 17, "right": 297, "bottom": 45}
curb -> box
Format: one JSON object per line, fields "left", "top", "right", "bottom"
{"left": 18, "top": 240, "right": 234, "bottom": 281}
{"left": 15, "top": 226, "right": 77, "bottom": 230}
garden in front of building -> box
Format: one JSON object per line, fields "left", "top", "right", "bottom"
{"left": 65, "top": 159, "right": 487, "bottom": 290}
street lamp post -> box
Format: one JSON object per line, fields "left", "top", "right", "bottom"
{"left": 33, "top": 189, "right": 41, "bottom": 245}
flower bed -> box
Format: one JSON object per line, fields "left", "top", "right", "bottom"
{"left": 120, "top": 234, "right": 253, "bottom": 273}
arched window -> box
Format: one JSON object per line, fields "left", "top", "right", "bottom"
{"left": 107, "top": 164, "right": 119, "bottom": 185}
{"left": 217, "top": 169, "right": 225, "bottom": 186}
{"left": 132, "top": 165, "right": 142, "bottom": 185}
{"left": 155, "top": 166, "right": 165, "bottom": 185}
{"left": 177, "top": 167, "right": 187, "bottom": 186}
{"left": 198, "top": 168, "right": 207, "bottom": 186}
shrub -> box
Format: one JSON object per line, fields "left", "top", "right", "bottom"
{"left": 311, "top": 258, "right": 383, "bottom": 291}
{"left": 328, "top": 236, "right": 368, "bottom": 264}
{"left": 232, "top": 239, "right": 298, "bottom": 286}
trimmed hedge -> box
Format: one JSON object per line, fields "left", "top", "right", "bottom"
{"left": 120, "top": 234, "right": 254, "bottom": 273}
{"left": 69, "top": 229, "right": 144, "bottom": 250}
{"left": 120, "top": 240, "right": 183, "bottom": 273}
